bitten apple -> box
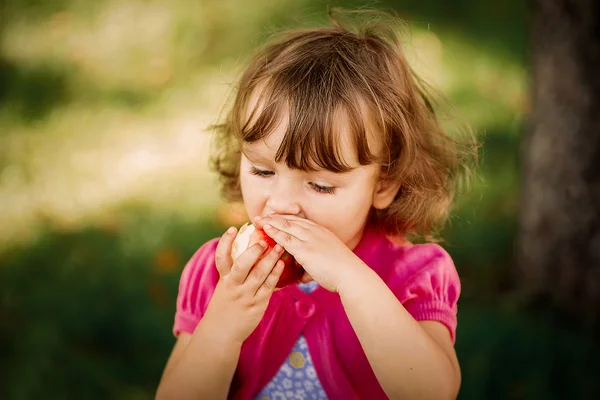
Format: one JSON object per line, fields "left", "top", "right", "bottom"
{"left": 231, "top": 222, "right": 304, "bottom": 288}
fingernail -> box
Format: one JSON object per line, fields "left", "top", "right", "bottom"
{"left": 274, "top": 244, "right": 283, "bottom": 253}
{"left": 254, "top": 216, "right": 262, "bottom": 221}
{"left": 227, "top": 226, "right": 236, "bottom": 234}
{"left": 259, "top": 240, "right": 267, "bottom": 248}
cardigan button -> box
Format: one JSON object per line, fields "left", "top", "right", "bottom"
{"left": 295, "top": 301, "right": 316, "bottom": 319}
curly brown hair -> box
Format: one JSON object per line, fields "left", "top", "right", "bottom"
{"left": 209, "top": 9, "right": 477, "bottom": 240}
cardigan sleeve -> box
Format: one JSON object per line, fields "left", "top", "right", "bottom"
{"left": 172, "top": 238, "right": 220, "bottom": 337}
{"left": 387, "top": 243, "right": 461, "bottom": 343}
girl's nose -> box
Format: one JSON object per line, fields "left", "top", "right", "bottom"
{"left": 266, "top": 181, "right": 301, "bottom": 216}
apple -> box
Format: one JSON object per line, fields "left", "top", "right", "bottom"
{"left": 231, "top": 222, "right": 304, "bottom": 288}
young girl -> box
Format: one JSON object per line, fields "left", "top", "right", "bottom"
{"left": 157, "top": 10, "right": 474, "bottom": 400}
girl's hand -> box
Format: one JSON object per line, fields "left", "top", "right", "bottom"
{"left": 203, "top": 227, "right": 285, "bottom": 345}
{"left": 254, "top": 215, "right": 367, "bottom": 292}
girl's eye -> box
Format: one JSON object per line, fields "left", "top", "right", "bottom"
{"left": 310, "top": 182, "right": 336, "bottom": 194}
{"left": 250, "top": 166, "right": 274, "bottom": 177}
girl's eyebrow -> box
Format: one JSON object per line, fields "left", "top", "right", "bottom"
{"left": 318, "top": 167, "right": 357, "bottom": 177}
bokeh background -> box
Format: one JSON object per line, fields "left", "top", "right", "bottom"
{"left": 1, "top": 0, "right": 598, "bottom": 399}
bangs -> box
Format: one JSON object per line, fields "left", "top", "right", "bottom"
{"left": 237, "top": 75, "right": 382, "bottom": 173}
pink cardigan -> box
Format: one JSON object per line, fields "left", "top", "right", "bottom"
{"left": 173, "top": 225, "right": 461, "bottom": 399}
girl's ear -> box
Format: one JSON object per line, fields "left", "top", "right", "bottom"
{"left": 372, "top": 173, "right": 402, "bottom": 210}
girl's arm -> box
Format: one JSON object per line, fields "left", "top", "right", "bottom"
{"left": 253, "top": 215, "right": 460, "bottom": 398}
{"left": 155, "top": 315, "right": 242, "bottom": 400}
{"left": 338, "top": 265, "right": 461, "bottom": 400}
{"left": 156, "top": 230, "right": 285, "bottom": 399}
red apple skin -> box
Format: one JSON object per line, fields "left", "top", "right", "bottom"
{"left": 252, "top": 228, "right": 304, "bottom": 288}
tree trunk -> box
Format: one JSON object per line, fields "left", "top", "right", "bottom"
{"left": 519, "top": 0, "right": 600, "bottom": 325}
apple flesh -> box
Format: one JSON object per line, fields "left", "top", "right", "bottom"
{"left": 231, "top": 222, "right": 304, "bottom": 288}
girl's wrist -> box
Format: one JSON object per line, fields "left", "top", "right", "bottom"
{"left": 336, "top": 259, "right": 379, "bottom": 298}
{"left": 199, "top": 310, "right": 245, "bottom": 350}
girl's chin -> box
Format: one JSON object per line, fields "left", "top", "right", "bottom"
{"left": 300, "top": 271, "right": 313, "bottom": 283}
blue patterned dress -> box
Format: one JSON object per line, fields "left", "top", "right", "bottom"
{"left": 254, "top": 281, "right": 329, "bottom": 400}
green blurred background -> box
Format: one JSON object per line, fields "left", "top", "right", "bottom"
{"left": 1, "top": 0, "right": 598, "bottom": 399}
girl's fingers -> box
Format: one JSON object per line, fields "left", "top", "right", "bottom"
{"left": 262, "top": 223, "right": 303, "bottom": 251}
{"left": 214, "top": 226, "right": 237, "bottom": 277}
{"left": 266, "top": 214, "right": 316, "bottom": 227}
{"left": 228, "top": 242, "right": 267, "bottom": 284}
{"left": 259, "top": 215, "right": 309, "bottom": 241}
{"left": 255, "top": 260, "right": 285, "bottom": 298}
{"left": 245, "top": 244, "right": 284, "bottom": 290}
{"left": 254, "top": 216, "right": 311, "bottom": 237}
{"left": 256, "top": 214, "right": 312, "bottom": 236}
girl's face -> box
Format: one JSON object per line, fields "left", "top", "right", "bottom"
{"left": 239, "top": 121, "right": 384, "bottom": 251}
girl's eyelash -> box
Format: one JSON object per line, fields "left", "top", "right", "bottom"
{"left": 250, "top": 167, "right": 274, "bottom": 177}
{"left": 310, "top": 182, "right": 336, "bottom": 194}
{"left": 250, "top": 166, "right": 335, "bottom": 194}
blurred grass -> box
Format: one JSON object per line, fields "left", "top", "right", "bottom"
{"left": 1, "top": 0, "right": 599, "bottom": 399}
{"left": 1, "top": 209, "right": 227, "bottom": 399}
